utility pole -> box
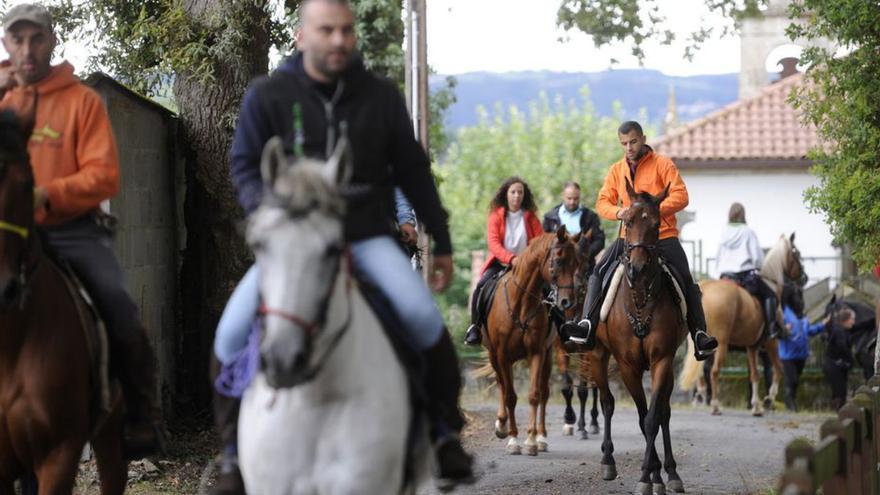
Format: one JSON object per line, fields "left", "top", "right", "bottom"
{"left": 405, "top": 0, "right": 431, "bottom": 281}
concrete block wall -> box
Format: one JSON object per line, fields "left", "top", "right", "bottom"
{"left": 91, "top": 80, "right": 182, "bottom": 409}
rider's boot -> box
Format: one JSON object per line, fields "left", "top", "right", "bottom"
{"left": 764, "top": 297, "right": 781, "bottom": 339}
{"left": 210, "top": 357, "right": 245, "bottom": 495}
{"left": 464, "top": 286, "right": 483, "bottom": 346}
{"left": 463, "top": 324, "right": 481, "bottom": 346}
{"left": 685, "top": 284, "right": 718, "bottom": 362}
{"left": 561, "top": 273, "right": 602, "bottom": 348}
{"left": 116, "top": 323, "right": 168, "bottom": 460}
{"left": 424, "top": 330, "right": 475, "bottom": 487}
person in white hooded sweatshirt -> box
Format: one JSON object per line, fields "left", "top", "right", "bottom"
{"left": 716, "top": 203, "right": 782, "bottom": 337}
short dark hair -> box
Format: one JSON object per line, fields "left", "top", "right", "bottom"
{"left": 300, "top": 0, "right": 353, "bottom": 26}
{"left": 729, "top": 202, "right": 746, "bottom": 224}
{"left": 618, "top": 121, "right": 643, "bottom": 136}
{"left": 562, "top": 181, "right": 580, "bottom": 191}
{"left": 834, "top": 308, "right": 855, "bottom": 326}
{"left": 490, "top": 176, "right": 537, "bottom": 213}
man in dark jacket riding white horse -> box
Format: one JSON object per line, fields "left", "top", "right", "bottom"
{"left": 210, "top": 0, "right": 474, "bottom": 492}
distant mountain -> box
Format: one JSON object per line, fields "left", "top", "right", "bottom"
{"left": 430, "top": 70, "right": 739, "bottom": 132}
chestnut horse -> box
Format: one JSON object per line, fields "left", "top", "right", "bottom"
{"left": 0, "top": 104, "right": 126, "bottom": 493}
{"left": 679, "top": 233, "right": 805, "bottom": 416}
{"left": 590, "top": 182, "right": 686, "bottom": 495}
{"left": 484, "top": 228, "right": 580, "bottom": 456}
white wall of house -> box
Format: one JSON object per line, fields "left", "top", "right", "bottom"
{"left": 678, "top": 168, "right": 841, "bottom": 285}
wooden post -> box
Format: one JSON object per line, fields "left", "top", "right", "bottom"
{"left": 839, "top": 403, "right": 867, "bottom": 494}
{"left": 818, "top": 418, "right": 849, "bottom": 495}
{"left": 855, "top": 385, "right": 880, "bottom": 493}
{"left": 404, "top": 0, "right": 432, "bottom": 282}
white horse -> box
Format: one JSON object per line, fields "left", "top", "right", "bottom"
{"left": 238, "top": 136, "right": 428, "bottom": 494}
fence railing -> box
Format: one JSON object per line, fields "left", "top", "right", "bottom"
{"left": 779, "top": 374, "right": 880, "bottom": 494}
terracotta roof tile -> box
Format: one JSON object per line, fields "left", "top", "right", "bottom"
{"left": 653, "top": 74, "right": 819, "bottom": 161}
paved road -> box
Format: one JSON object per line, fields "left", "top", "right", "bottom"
{"left": 420, "top": 403, "right": 831, "bottom": 495}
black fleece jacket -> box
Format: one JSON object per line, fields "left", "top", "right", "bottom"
{"left": 230, "top": 53, "right": 452, "bottom": 254}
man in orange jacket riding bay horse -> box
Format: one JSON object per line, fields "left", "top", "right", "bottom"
{"left": 562, "top": 121, "right": 718, "bottom": 361}
{"left": 0, "top": 3, "right": 165, "bottom": 457}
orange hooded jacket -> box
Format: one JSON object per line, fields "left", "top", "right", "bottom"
{"left": 0, "top": 61, "right": 120, "bottom": 226}
{"left": 595, "top": 147, "right": 689, "bottom": 240}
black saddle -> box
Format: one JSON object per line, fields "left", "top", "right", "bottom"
{"left": 475, "top": 267, "right": 509, "bottom": 327}
{"left": 720, "top": 270, "right": 761, "bottom": 297}
{"left": 355, "top": 277, "right": 427, "bottom": 490}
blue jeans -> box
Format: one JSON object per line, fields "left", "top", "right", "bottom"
{"left": 214, "top": 236, "right": 444, "bottom": 364}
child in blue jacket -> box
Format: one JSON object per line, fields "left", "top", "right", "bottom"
{"left": 778, "top": 282, "right": 825, "bottom": 411}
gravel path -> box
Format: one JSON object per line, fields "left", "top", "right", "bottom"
{"left": 420, "top": 403, "right": 831, "bottom": 495}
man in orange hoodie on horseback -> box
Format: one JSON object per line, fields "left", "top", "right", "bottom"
{"left": 0, "top": 3, "right": 165, "bottom": 458}
{"left": 562, "top": 121, "right": 718, "bottom": 361}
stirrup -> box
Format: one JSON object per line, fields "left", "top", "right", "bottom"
{"left": 562, "top": 319, "right": 592, "bottom": 345}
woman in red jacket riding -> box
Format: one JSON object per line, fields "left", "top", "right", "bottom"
{"left": 464, "top": 176, "right": 544, "bottom": 346}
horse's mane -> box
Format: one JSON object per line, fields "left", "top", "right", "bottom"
{"left": 268, "top": 158, "right": 345, "bottom": 217}
{"left": 511, "top": 233, "right": 556, "bottom": 278}
{"left": 760, "top": 235, "right": 789, "bottom": 289}
{"left": 0, "top": 110, "right": 28, "bottom": 157}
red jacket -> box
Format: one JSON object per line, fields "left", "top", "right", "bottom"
{"left": 481, "top": 207, "right": 543, "bottom": 275}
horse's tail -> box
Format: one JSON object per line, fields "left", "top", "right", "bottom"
{"left": 472, "top": 350, "right": 496, "bottom": 380}
{"left": 678, "top": 334, "right": 701, "bottom": 392}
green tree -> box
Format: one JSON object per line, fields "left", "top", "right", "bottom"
{"left": 1, "top": 0, "right": 413, "bottom": 410}
{"left": 556, "top": 0, "right": 880, "bottom": 270}
{"left": 788, "top": 0, "right": 880, "bottom": 270}
{"left": 436, "top": 88, "right": 649, "bottom": 343}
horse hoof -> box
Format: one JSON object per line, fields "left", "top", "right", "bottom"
{"left": 763, "top": 398, "right": 774, "bottom": 411}
{"left": 667, "top": 479, "right": 685, "bottom": 493}
{"left": 711, "top": 408, "right": 722, "bottom": 416}
{"left": 653, "top": 482, "right": 666, "bottom": 495}
{"left": 526, "top": 444, "right": 538, "bottom": 456}
{"left": 752, "top": 409, "right": 764, "bottom": 417}
{"left": 601, "top": 464, "right": 617, "bottom": 480}
{"left": 635, "top": 482, "right": 652, "bottom": 495}
{"left": 537, "top": 436, "right": 548, "bottom": 452}
{"left": 562, "top": 424, "right": 574, "bottom": 436}
{"left": 494, "top": 419, "right": 509, "bottom": 439}
{"left": 507, "top": 438, "right": 521, "bottom": 455}
{"left": 590, "top": 425, "right": 600, "bottom": 435}
{"left": 579, "top": 430, "right": 589, "bottom": 440}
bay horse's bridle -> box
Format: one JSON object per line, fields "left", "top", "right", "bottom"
{"left": 0, "top": 153, "right": 38, "bottom": 310}
{"left": 619, "top": 205, "right": 665, "bottom": 339}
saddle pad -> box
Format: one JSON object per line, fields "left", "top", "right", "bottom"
{"left": 478, "top": 268, "right": 507, "bottom": 327}
{"left": 53, "top": 260, "right": 112, "bottom": 414}
{"left": 599, "top": 262, "right": 687, "bottom": 323}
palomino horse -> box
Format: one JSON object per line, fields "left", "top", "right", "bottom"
{"left": 484, "top": 228, "right": 580, "bottom": 456}
{"left": 590, "top": 182, "right": 687, "bottom": 494}
{"left": 679, "top": 233, "right": 805, "bottom": 416}
{"left": 0, "top": 104, "right": 126, "bottom": 491}
{"left": 238, "top": 137, "right": 429, "bottom": 494}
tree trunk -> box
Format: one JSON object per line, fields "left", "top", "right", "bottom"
{"left": 175, "top": 0, "right": 270, "bottom": 412}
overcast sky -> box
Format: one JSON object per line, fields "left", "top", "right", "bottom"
{"left": 1, "top": 0, "right": 749, "bottom": 78}
{"left": 426, "top": 0, "right": 743, "bottom": 76}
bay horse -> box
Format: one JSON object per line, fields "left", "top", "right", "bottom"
{"left": 238, "top": 137, "right": 429, "bottom": 494}
{"left": 590, "top": 182, "right": 686, "bottom": 494}
{"left": 679, "top": 233, "right": 805, "bottom": 416}
{"left": 484, "top": 228, "right": 580, "bottom": 456}
{"left": 0, "top": 100, "right": 126, "bottom": 492}
{"left": 555, "top": 242, "right": 600, "bottom": 440}
{"left": 555, "top": 348, "right": 599, "bottom": 439}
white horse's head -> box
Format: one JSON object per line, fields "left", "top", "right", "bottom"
{"left": 247, "top": 136, "right": 352, "bottom": 388}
